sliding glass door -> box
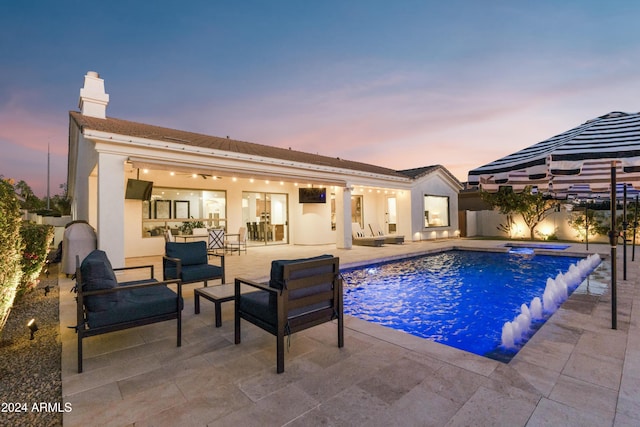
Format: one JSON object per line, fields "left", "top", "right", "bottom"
{"left": 242, "top": 192, "right": 288, "bottom": 245}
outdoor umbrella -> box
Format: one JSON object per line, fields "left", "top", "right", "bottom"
{"left": 468, "top": 111, "right": 640, "bottom": 329}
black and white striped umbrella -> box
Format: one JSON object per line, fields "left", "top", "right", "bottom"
{"left": 468, "top": 111, "right": 640, "bottom": 330}
{"left": 563, "top": 183, "right": 640, "bottom": 201}
{"left": 468, "top": 111, "right": 640, "bottom": 195}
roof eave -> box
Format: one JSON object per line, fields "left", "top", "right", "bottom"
{"left": 84, "top": 129, "right": 412, "bottom": 185}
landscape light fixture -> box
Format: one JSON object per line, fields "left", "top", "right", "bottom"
{"left": 27, "top": 318, "right": 38, "bottom": 340}
{"left": 44, "top": 285, "right": 50, "bottom": 296}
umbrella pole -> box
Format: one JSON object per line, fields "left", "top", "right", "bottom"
{"left": 585, "top": 205, "right": 589, "bottom": 251}
{"left": 624, "top": 184, "right": 628, "bottom": 280}
{"left": 633, "top": 194, "right": 638, "bottom": 262}
{"left": 610, "top": 162, "right": 617, "bottom": 330}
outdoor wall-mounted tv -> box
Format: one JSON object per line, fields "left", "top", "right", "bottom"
{"left": 125, "top": 179, "right": 153, "bottom": 200}
{"left": 299, "top": 187, "right": 326, "bottom": 203}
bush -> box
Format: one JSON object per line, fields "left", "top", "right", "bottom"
{"left": 18, "top": 221, "right": 54, "bottom": 295}
{"left": 0, "top": 179, "right": 23, "bottom": 331}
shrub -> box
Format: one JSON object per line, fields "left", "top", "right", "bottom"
{"left": 18, "top": 221, "right": 54, "bottom": 295}
{"left": 568, "top": 208, "right": 611, "bottom": 242}
{"left": 0, "top": 178, "right": 23, "bottom": 331}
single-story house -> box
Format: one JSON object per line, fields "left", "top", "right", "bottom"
{"left": 68, "top": 71, "right": 462, "bottom": 267}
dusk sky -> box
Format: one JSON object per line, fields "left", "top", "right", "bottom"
{"left": 2, "top": 1, "right": 640, "bottom": 197}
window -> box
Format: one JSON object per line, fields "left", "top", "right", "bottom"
{"left": 423, "top": 195, "right": 449, "bottom": 227}
{"left": 140, "top": 187, "right": 226, "bottom": 238}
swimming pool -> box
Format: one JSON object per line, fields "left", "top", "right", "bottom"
{"left": 341, "top": 250, "right": 599, "bottom": 362}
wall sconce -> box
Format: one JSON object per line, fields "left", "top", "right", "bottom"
{"left": 27, "top": 318, "right": 38, "bottom": 340}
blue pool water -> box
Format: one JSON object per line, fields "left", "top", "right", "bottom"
{"left": 341, "top": 250, "right": 584, "bottom": 361}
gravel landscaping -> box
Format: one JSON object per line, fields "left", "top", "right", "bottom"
{"left": 0, "top": 264, "right": 62, "bottom": 426}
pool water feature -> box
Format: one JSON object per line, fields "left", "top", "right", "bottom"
{"left": 505, "top": 243, "right": 571, "bottom": 253}
{"left": 500, "top": 253, "right": 601, "bottom": 351}
{"left": 341, "top": 250, "right": 601, "bottom": 362}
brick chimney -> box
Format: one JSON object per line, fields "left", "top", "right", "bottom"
{"left": 78, "top": 71, "right": 109, "bottom": 119}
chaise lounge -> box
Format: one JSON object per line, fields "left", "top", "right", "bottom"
{"left": 73, "top": 250, "right": 183, "bottom": 373}
{"left": 351, "top": 223, "right": 385, "bottom": 247}
{"left": 234, "top": 254, "right": 344, "bottom": 373}
{"left": 369, "top": 223, "right": 404, "bottom": 244}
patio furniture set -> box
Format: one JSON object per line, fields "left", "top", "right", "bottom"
{"left": 165, "top": 227, "right": 247, "bottom": 255}
{"left": 72, "top": 241, "right": 343, "bottom": 374}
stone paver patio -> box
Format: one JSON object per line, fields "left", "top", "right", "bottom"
{"left": 59, "top": 239, "right": 640, "bottom": 426}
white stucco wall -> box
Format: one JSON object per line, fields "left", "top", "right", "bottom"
{"left": 75, "top": 151, "right": 463, "bottom": 257}
{"left": 466, "top": 210, "right": 478, "bottom": 237}
{"left": 292, "top": 188, "right": 335, "bottom": 245}
{"left": 468, "top": 209, "right": 610, "bottom": 243}
{"left": 335, "top": 187, "right": 352, "bottom": 249}
{"left": 71, "top": 133, "right": 98, "bottom": 222}
{"left": 124, "top": 199, "right": 163, "bottom": 258}
{"left": 97, "top": 153, "right": 127, "bottom": 267}
{"left": 409, "top": 172, "right": 461, "bottom": 241}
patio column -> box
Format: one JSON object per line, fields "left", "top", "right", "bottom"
{"left": 97, "top": 152, "right": 127, "bottom": 268}
{"left": 336, "top": 185, "right": 352, "bottom": 249}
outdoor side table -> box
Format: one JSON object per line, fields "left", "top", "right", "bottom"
{"left": 194, "top": 283, "right": 256, "bottom": 327}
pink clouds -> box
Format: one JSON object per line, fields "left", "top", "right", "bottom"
{"left": 5, "top": 50, "right": 636, "bottom": 202}
{"left": 0, "top": 93, "right": 68, "bottom": 197}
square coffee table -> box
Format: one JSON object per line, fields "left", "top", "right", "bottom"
{"left": 194, "top": 283, "right": 257, "bottom": 327}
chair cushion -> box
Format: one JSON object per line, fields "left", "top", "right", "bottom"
{"left": 80, "top": 250, "right": 119, "bottom": 312}
{"left": 269, "top": 254, "right": 334, "bottom": 290}
{"left": 181, "top": 264, "right": 223, "bottom": 283}
{"left": 239, "top": 288, "right": 331, "bottom": 329}
{"left": 165, "top": 241, "right": 208, "bottom": 266}
{"left": 238, "top": 290, "right": 276, "bottom": 327}
{"left": 86, "top": 284, "right": 182, "bottom": 328}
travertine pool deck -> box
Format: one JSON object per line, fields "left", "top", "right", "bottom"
{"left": 59, "top": 239, "right": 640, "bottom": 426}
